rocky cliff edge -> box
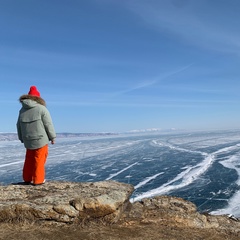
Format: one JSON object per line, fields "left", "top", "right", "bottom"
{"left": 0, "top": 181, "right": 240, "bottom": 237}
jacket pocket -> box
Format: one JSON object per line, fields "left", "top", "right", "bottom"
{"left": 21, "top": 118, "right": 45, "bottom": 141}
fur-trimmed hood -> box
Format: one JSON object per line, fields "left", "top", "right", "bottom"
{"left": 19, "top": 94, "right": 46, "bottom": 107}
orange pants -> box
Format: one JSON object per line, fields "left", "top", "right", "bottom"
{"left": 23, "top": 145, "right": 48, "bottom": 184}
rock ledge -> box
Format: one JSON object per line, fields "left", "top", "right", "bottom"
{"left": 0, "top": 181, "right": 133, "bottom": 223}
{"left": 1, "top": 181, "right": 240, "bottom": 236}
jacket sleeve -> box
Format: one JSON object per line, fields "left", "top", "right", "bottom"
{"left": 16, "top": 114, "right": 23, "bottom": 143}
{"left": 42, "top": 108, "right": 56, "bottom": 141}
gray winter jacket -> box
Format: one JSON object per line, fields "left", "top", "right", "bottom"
{"left": 17, "top": 95, "right": 56, "bottom": 149}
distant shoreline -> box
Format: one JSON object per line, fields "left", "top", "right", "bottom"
{"left": 0, "top": 128, "right": 239, "bottom": 141}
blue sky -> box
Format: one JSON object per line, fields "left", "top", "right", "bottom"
{"left": 1, "top": 0, "right": 240, "bottom": 133}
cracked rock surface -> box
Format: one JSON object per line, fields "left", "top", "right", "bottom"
{"left": 0, "top": 181, "right": 134, "bottom": 223}
{"left": 1, "top": 181, "right": 240, "bottom": 239}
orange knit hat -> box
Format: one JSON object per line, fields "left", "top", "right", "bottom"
{"left": 28, "top": 86, "right": 40, "bottom": 97}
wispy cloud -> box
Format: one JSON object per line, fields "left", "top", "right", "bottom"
{"left": 111, "top": 64, "right": 193, "bottom": 96}
{"left": 124, "top": 0, "right": 240, "bottom": 54}
{"left": 0, "top": 46, "right": 137, "bottom": 68}
{"left": 49, "top": 97, "right": 240, "bottom": 108}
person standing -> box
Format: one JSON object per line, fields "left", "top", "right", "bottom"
{"left": 17, "top": 86, "right": 56, "bottom": 185}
